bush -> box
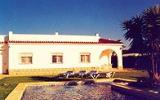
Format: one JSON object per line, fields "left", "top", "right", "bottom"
{"left": 65, "top": 81, "right": 78, "bottom": 86}
{"left": 83, "top": 80, "right": 95, "bottom": 85}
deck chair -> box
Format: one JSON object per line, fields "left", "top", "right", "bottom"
{"left": 96, "top": 72, "right": 107, "bottom": 78}
{"left": 63, "top": 71, "right": 75, "bottom": 78}
{"left": 78, "top": 70, "right": 86, "bottom": 78}
{"left": 87, "top": 71, "right": 100, "bottom": 79}
{"left": 106, "top": 72, "right": 115, "bottom": 78}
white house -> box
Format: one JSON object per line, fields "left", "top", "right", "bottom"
{"left": 0, "top": 31, "right": 123, "bottom": 75}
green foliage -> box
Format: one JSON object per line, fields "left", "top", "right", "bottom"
{"left": 122, "top": 5, "right": 160, "bottom": 54}
{"left": 122, "top": 5, "right": 160, "bottom": 79}
{"left": 122, "top": 15, "right": 144, "bottom": 53}
{"left": 0, "top": 77, "right": 42, "bottom": 100}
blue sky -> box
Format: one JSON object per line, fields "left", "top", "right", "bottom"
{"left": 0, "top": 0, "right": 159, "bottom": 45}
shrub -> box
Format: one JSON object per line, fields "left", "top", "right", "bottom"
{"left": 65, "top": 81, "right": 78, "bottom": 86}
{"left": 83, "top": 80, "right": 95, "bottom": 85}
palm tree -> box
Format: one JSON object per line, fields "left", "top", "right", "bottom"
{"left": 142, "top": 5, "right": 160, "bottom": 82}
{"left": 122, "top": 15, "right": 144, "bottom": 53}
{"left": 122, "top": 5, "right": 160, "bottom": 83}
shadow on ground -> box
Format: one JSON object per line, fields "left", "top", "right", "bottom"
{"left": 30, "top": 75, "right": 81, "bottom": 82}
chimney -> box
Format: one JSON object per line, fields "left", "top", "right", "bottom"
{"left": 9, "top": 31, "right": 13, "bottom": 35}
{"left": 55, "top": 32, "right": 59, "bottom": 35}
{"left": 95, "top": 33, "right": 100, "bottom": 37}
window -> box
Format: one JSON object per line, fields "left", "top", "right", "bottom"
{"left": 80, "top": 52, "right": 90, "bottom": 63}
{"left": 52, "top": 53, "right": 63, "bottom": 64}
{"left": 20, "top": 53, "right": 33, "bottom": 64}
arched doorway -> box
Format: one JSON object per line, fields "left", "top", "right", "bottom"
{"left": 99, "top": 49, "right": 118, "bottom": 68}
{"left": 111, "top": 51, "right": 118, "bottom": 68}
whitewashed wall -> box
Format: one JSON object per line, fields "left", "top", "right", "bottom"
{"left": 8, "top": 43, "right": 122, "bottom": 70}
{"left": 9, "top": 32, "right": 100, "bottom": 42}
{"left": 0, "top": 33, "right": 123, "bottom": 73}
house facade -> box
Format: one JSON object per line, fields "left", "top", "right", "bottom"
{"left": 0, "top": 31, "right": 123, "bottom": 75}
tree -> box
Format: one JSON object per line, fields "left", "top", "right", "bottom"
{"left": 122, "top": 5, "right": 160, "bottom": 83}
{"left": 143, "top": 5, "right": 160, "bottom": 82}
{"left": 122, "top": 15, "right": 144, "bottom": 53}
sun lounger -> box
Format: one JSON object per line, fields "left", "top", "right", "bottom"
{"left": 87, "top": 71, "right": 100, "bottom": 79}
{"left": 78, "top": 70, "right": 86, "bottom": 78}
{"left": 62, "top": 71, "right": 115, "bottom": 79}
{"left": 106, "top": 72, "right": 115, "bottom": 78}
{"left": 96, "top": 72, "right": 107, "bottom": 78}
{"left": 87, "top": 71, "right": 115, "bottom": 79}
{"left": 63, "top": 71, "right": 75, "bottom": 78}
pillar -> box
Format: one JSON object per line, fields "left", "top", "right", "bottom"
{"left": 117, "top": 50, "right": 123, "bottom": 69}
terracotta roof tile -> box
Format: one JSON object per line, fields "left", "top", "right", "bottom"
{"left": 98, "top": 38, "right": 122, "bottom": 44}
{"left": 8, "top": 39, "right": 122, "bottom": 44}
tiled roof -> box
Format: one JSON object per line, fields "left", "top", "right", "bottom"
{"left": 99, "top": 38, "right": 122, "bottom": 44}
{"left": 7, "top": 38, "right": 122, "bottom": 44}
{"left": 8, "top": 40, "right": 97, "bottom": 44}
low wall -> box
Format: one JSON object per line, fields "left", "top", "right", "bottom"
{"left": 5, "top": 82, "right": 66, "bottom": 100}
{"left": 111, "top": 83, "right": 160, "bottom": 100}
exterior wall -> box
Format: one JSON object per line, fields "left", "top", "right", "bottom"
{"left": 0, "top": 48, "right": 2, "bottom": 74}
{"left": 8, "top": 43, "right": 122, "bottom": 70}
{"left": 9, "top": 32, "right": 100, "bottom": 42}
{"left": 0, "top": 43, "right": 9, "bottom": 74}
{"left": 2, "top": 43, "right": 9, "bottom": 74}
{"left": 0, "top": 35, "right": 5, "bottom": 74}
{"left": 0, "top": 33, "right": 123, "bottom": 75}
